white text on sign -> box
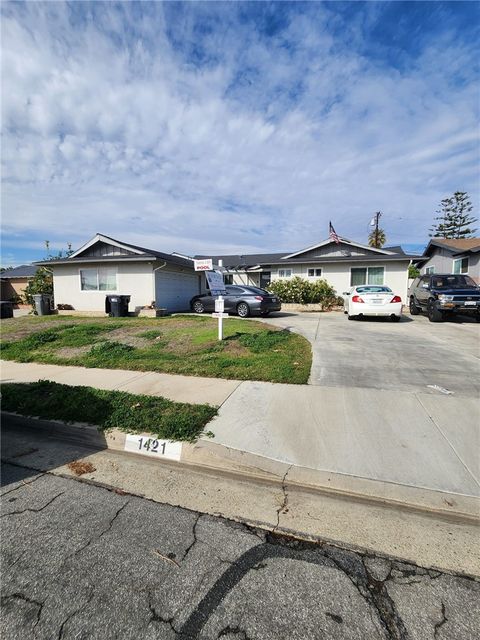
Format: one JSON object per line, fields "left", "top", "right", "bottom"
{"left": 124, "top": 434, "right": 182, "bottom": 461}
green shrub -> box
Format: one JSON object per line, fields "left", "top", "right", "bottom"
{"left": 267, "top": 277, "right": 337, "bottom": 308}
{"left": 238, "top": 330, "right": 290, "bottom": 352}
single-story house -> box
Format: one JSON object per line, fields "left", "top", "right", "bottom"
{"left": 198, "top": 237, "right": 415, "bottom": 302}
{"left": 36, "top": 234, "right": 201, "bottom": 313}
{"left": 413, "top": 238, "right": 480, "bottom": 283}
{"left": 0, "top": 264, "right": 38, "bottom": 303}
{"left": 38, "top": 233, "right": 415, "bottom": 314}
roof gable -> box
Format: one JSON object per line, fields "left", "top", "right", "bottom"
{"left": 282, "top": 238, "right": 396, "bottom": 260}
{"left": 69, "top": 234, "right": 146, "bottom": 259}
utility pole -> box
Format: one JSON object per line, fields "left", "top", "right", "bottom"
{"left": 374, "top": 211, "right": 382, "bottom": 248}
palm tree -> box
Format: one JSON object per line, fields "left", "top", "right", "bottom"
{"left": 368, "top": 228, "right": 386, "bottom": 248}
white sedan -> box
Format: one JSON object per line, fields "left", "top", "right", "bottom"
{"left": 343, "top": 285, "right": 403, "bottom": 322}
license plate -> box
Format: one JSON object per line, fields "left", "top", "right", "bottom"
{"left": 464, "top": 301, "right": 477, "bottom": 306}
{"left": 371, "top": 299, "right": 382, "bottom": 304}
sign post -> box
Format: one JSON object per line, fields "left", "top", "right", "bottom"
{"left": 204, "top": 262, "right": 228, "bottom": 341}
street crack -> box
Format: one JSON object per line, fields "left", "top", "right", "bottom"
{"left": 1, "top": 491, "right": 65, "bottom": 517}
{"left": 433, "top": 602, "right": 448, "bottom": 638}
{"left": 1, "top": 592, "right": 44, "bottom": 629}
{"left": 57, "top": 588, "right": 95, "bottom": 639}
{"left": 181, "top": 512, "right": 201, "bottom": 562}
{"left": 218, "top": 625, "right": 252, "bottom": 639}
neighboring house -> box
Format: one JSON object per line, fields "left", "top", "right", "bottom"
{"left": 198, "top": 237, "right": 415, "bottom": 302}
{"left": 36, "top": 234, "right": 200, "bottom": 313}
{"left": 414, "top": 238, "right": 480, "bottom": 283}
{"left": 0, "top": 264, "right": 38, "bottom": 303}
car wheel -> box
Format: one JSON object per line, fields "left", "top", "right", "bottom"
{"left": 192, "top": 301, "right": 205, "bottom": 314}
{"left": 347, "top": 314, "right": 356, "bottom": 321}
{"left": 237, "top": 302, "right": 250, "bottom": 318}
{"left": 260, "top": 311, "right": 270, "bottom": 317}
{"left": 427, "top": 300, "right": 443, "bottom": 323}
{"left": 391, "top": 315, "right": 401, "bottom": 322}
{"left": 409, "top": 297, "right": 420, "bottom": 315}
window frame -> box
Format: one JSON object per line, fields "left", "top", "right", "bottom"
{"left": 349, "top": 265, "right": 385, "bottom": 287}
{"left": 425, "top": 266, "right": 435, "bottom": 275}
{"left": 79, "top": 267, "right": 118, "bottom": 292}
{"left": 278, "top": 268, "right": 293, "bottom": 278}
{"left": 453, "top": 257, "right": 468, "bottom": 275}
{"left": 307, "top": 268, "right": 322, "bottom": 277}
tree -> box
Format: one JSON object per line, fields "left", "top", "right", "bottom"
{"left": 429, "top": 191, "right": 477, "bottom": 238}
{"left": 408, "top": 264, "right": 420, "bottom": 279}
{"left": 368, "top": 228, "right": 386, "bottom": 248}
{"left": 23, "top": 267, "right": 53, "bottom": 306}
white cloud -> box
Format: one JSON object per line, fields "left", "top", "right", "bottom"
{"left": 1, "top": 1, "right": 478, "bottom": 260}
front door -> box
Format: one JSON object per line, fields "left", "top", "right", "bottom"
{"left": 260, "top": 272, "right": 271, "bottom": 289}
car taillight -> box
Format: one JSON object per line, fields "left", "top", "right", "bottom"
{"left": 255, "top": 296, "right": 264, "bottom": 301}
{"left": 391, "top": 296, "right": 402, "bottom": 303}
{"left": 351, "top": 295, "right": 364, "bottom": 303}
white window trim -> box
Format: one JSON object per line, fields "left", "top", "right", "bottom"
{"left": 278, "top": 269, "right": 293, "bottom": 278}
{"left": 452, "top": 257, "right": 468, "bottom": 274}
{"left": 79, "top": 267, "right": 118, "bottom": 292}
{"left": 307, "top": 268, "right": 322, "bottom": 277}
{"left": 349, "top": 265, "right": 386, "bottom": 287}
{"left": 425, "top": 266, "right": 435, "bottom": 275}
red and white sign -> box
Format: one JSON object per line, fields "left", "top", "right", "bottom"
{"left": 194, "top": 259, "right": 213, "bottom": 271}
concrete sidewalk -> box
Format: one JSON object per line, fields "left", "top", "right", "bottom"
{"left": 0, "top": 360, "right": 240, "bottom": 406}
{"left": 2, "top": 359, "right": 479, "bottom": 504}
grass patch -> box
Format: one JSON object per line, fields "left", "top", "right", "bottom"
{"left": 1, "top": 380, "right": 217, "bottom": 442}
{"left": 1, "top": 315, "right": 311, "bottom": 383}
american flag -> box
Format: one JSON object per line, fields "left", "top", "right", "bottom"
{"left": 329, "top": 222, "right": 340, "bottom": 244}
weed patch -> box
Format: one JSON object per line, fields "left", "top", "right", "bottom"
{"left": 2, "top": 380, "right": 217, "bottom": 442}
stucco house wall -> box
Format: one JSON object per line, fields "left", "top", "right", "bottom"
{"left": 420, "top": 247, "right": 480, "bottom": 282}
{"left": 232, "top": 260, "right": 409, "bottom": 302}
{"left": 52, "top": 261, "right": 155, "bottom": 311}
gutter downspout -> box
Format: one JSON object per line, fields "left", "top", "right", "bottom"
{"left": 152, "top": 261, "right": 167, "bottom": 308}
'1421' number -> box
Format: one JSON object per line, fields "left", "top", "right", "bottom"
{"left": 138, "top": 438, "right": 166, "bottom": 455}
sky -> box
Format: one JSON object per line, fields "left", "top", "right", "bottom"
{"left": 1, "top": 1, "right": 479, "bottom": 266}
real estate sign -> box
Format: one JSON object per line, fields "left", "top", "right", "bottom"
{"left": 194, "top": 258, "right": 213, "bottom": 271}
{"left": 205, "top": 270, "right": 226, "bottom": 296}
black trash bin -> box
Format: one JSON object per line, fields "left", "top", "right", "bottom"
{"left": 0, "top": 301, "right": 14, "bottom": 319}
{"left": 105, "top": 295, "right": 131, "bottom": 317}
{"left": 33, "top": 294, "right": 53, "bottom": 316}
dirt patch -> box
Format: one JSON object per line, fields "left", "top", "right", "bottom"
{"left": 222, "top": 340, "right": 250, "bottom": 357}
{"left": 54, "top": 346, "right": 91, "bottom": 359}
{"left": 101, "top": 327, "right": 152, "bottom": 349}
{"left": 67, "top": 460, "right": 96, "bottom": 476}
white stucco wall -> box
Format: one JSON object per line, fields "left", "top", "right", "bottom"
{"left": 234, "top": 261, "right": 410, "bottom": 302}
{"left": 52, "top": 261, "right": 155, "bottom": 311}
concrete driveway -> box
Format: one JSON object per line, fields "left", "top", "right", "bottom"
{"left": 208, "top": 311, "right": 480, "bottom": 497}
{"left": 262, "top": 311, "right": 480, "bottom": 397}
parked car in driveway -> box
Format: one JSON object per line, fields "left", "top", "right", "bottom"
{"left": 343, "top": 285, "right": 402, "bottom": 321}
{"left": 190, "top": 285, "right": 282, "bottom": 318}
{"left": 408, "top": 274, "right": 480, "bottom": 322}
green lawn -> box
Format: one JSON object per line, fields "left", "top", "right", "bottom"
{"left": 2, "top": 380, "right": 216, "bottom": 441}
{"left": 0, "top": 315, "right": 311, "bottom": 383}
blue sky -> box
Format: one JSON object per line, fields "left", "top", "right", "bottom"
{"left": 1, "top": 1, "right": 479, "bottom": 265}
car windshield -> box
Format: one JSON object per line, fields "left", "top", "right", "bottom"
{"left": 431, "top": 275, "right": 478, "bottom": 289}
{"left": 243, "top": 286, "right": 269, "bottom": 295}
{"left": 356, "top": 286, "right": 392, "bottom": 293}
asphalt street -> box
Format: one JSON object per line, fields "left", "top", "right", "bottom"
{"left": 2, "top": 462, "right": 479, "bottom": 640}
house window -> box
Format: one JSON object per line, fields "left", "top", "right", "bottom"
{"left": 278, "top": 269, "right": 292, "bottom": 278}
{"left": 308, "top": 268, "right": 322, "bottom": 277}
{"left": 224, "top": 274, "right": 233, "bottom": 284}
{"left": 425, "top": 266, "right": 435, "bottom": 275}
{"left": 453, "top": 257, "right": 468, "bottom": 274}
{"left": 80, "top": 268, "right": 117, "bottom": 291}
{"left": 350, "top": 267, "right": 384, "bottom": 286}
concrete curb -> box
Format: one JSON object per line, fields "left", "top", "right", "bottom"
{"left": 3, "top": 412, "right": 478, "bottom": 523}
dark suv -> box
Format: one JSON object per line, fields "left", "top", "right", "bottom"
{"left": 408, "top": 274, "right": 480, "bottom": 322}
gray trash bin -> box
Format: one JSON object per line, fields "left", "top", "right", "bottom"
{"left": 105, "top": 295, "right": 130, "bottom": 317}
{"left": 33, "top": 294, "right": 53, "bottom": 316}
{"left": 0, "top": 301, "right": 14, "bottom": 319}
